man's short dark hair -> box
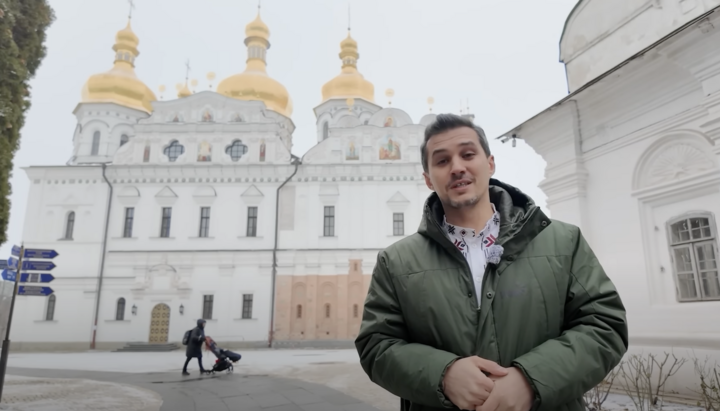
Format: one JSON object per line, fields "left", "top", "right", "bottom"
{"left": 420, "top": 113, "right": 491, "bottom": 172}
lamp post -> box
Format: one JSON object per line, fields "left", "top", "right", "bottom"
{"left": 179, "top": 304, "right": 184, "bottom": 315}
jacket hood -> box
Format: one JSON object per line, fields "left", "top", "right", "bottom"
{"left": 418, "top": 178, "right": 549, "bottom": 257}
{"left": 197, "top": 319, "right": 206, "bottom": 327}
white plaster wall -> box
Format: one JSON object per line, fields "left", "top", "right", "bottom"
{"left": 561, "top": 0, "right": 720, "bottom": 92}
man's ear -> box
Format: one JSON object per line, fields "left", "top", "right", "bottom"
{"left": 423, "top": 172, "right": 434, "bottom": 191}
{"left": 488, "top": 155, "right": 496, "bottom": 177}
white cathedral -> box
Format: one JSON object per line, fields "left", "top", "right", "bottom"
{"left": 9, "top": 11, "right": 441, "bottom": 351}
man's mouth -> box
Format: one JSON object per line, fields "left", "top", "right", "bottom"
{"left": 450, "top": 180, "right": 472, "bottom": 189}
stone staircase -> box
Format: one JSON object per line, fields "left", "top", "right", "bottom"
{"left": 114, "top": 342, "right": 180, "bottom": 352}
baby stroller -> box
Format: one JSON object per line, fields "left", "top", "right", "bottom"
{"left": 205, "top": 337, "right": 242, "bottom": 374}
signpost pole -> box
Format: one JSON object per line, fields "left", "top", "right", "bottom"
{"left": 0, "top": 244, "right": 24, "bottom": 403}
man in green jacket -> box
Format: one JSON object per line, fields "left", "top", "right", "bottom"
{"left": 355, "top": 113, "right": 628, "bottom": 411}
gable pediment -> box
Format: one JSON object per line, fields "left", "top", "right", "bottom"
{"left": 155, "top": 186, "right": 178, "bottom": 198}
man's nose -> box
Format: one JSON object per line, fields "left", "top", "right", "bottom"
{"left": 450, "top": 157, "right": 466, "bottom": 175}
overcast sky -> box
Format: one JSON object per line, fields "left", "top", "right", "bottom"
{"left": 1, "top": 0, "right": 577, "bottom": 256}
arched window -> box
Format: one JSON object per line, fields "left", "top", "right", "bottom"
{"left": 324, "top": 303, "right": 331, "bottom": 318}
{"left": 120, "top": 134, "right": 129, "bottom": 147}
{"left": 322, "top": 122, "right": 329, "bottom": 140}
{"left": 353, "top": 304, "right": 359, "bottom": 318}
{"left": 64, "top": 212, "right": 75, "bottom": 240}
{"left": 667, "top": 213, "right": 720, "bottom": 301}
{"left": 296, "top": 304, "right": 302, "bottom": 319}
{"left": 116, "top": 298, "right": 126, "bottom": 321}
{"left": 225, "top": 140, "right": 249, "bottom": 162}
{"left": 46, "top": 295, "right": 56, "bottom": 321}
{"left": 163, "top": 140, "right": 185, "bottom": 162}
{"left": 91, "top": 131, "right": 100, "bottom": 155}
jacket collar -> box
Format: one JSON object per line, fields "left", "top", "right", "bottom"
{"left": 418, "top": 178, "right": 551, "bottom": 261}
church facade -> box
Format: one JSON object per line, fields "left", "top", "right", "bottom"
{"left": 10, "top": 12, "right": 443, "bottom": 350}
{"left": 498, "top": 0, "right": 720, "bottom": 396}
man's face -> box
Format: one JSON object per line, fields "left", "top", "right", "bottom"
{"left": 423, "top": 126, "right": 495, "bottom": 209}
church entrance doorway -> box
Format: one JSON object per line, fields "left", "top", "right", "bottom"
{"left": 148, "top": 303, "right": 170, "bottom": 343}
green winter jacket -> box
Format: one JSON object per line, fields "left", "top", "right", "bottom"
{"left": 355, "top": 179, "right": 628, "bottom": 411}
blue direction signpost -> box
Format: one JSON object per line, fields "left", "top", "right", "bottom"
{"left": 0, "top": 270, "right": 16, "bottom": 282}
{"left": 17, "top": 286, "right": 54, "bottom": 297}
{"left": 11, "top": 246, "right": 59, "bottom": 260}
{"left": 19, "top": 273, "right": 54, "bottom": 284}
{"left": 1, "top": 245, "right": 59, "bottom": 402}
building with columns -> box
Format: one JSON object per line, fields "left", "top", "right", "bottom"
{"left": 498, "top": 0, "right": 720, "bottom": 395}
{"left": 8, "top": 10, "right": 449, "bottom": 351}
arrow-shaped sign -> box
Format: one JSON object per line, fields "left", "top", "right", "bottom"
{"left": 8, "top": 259, "right": 56, "bottom": 271}
{"left": 20, "top": 273, "right": 54, "bottom": 283}
{"left": 12, "top": 246, "right": 58, "bottom": 260}
{"left": 18, "top": 286, "right": 54, "bottom": 296}
{"left": 1, "top": 269, "right": 16, "bottom": 282}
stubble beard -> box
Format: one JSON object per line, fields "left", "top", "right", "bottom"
{"left": 447, "top": 195, "right": 480, "bottom": 209}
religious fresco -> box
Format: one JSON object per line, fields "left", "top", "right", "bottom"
{"left": 259, "top": 139, "right": 266, "bottom": 162}
{"left": 168, "top": 112, "right": 184, "bottom": 123}
{"left": 346, "top": 140, "right": 359, "bottom": 160}
{"left": 231, "top": 113, "right": 243, "bottom": 122}
{"left": 201, "top": 109, "right": 214, "bottom": 122}
{"left": 143, "top": 145, "right": 150, "bottom": 162}
{"left": 379, "top": 135, "right": 401, "bottom": 160}
{"left": 197, "top": 141, "right": 212, "bottom": 162}
{"left": 383, "top": 116, "right": 394, "bottom": 127}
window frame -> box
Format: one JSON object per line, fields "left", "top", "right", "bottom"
{"left": 666, "top": 212, "right": 720, "bottom": 302}
{"left": 241, "top": 294, "right": 253, "bottom": 319}
{"left": 120, "top": 134, "right": 129, "bottom": 147}
{"left": 64, "top": 211, "right": 75, "bottom": 240}
{"left": 116, "top": 298, "right": 126, "bottom": 321}
{"left": 46, "top": 294, "right": 56, "bottom": 321}
{"left": 202, "top": 295, "right": 214, "bottom": 320}
{"left": 393, "top": 212, "right": 405, "bottom": 236}
{"left": 324, "top": 303, "right": 331, "bottom": 318}
{"left": 91, "top": 131, "right": 100, "bottom": 155}
{"left": 323, "top": 206, "right": 335, "bottom": 237}
{"left": 160, "top": 207, "right": 172, "bottom": 238}
{"left": 123, "top": 207, "right": 134, "bottom": 238}
{"left": 199, "top": 207, "right": 211, "bottom": 238}
{"left": 247, "top": 206, "right": 258, "bottom": 237}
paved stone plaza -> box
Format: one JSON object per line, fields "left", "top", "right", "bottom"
{"left": 0, "top": 349, "right": 706, "bottom": 411}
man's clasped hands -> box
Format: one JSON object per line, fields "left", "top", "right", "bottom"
{"left": 442, "top": 356, "right": 534, "bottom": 411}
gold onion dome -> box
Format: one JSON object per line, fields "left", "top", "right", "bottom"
{"left": 321, "top": 30, "right": 375, "bottom": 103}
{"left": 216, "top": 12, "right": 292, "bottom": 117}
{"left": 81, "top": 20, "right": 157, "bottom": 113}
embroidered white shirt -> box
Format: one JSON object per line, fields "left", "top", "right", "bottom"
{"left": 442, "top": 205, "right": 501, "bottom": 306}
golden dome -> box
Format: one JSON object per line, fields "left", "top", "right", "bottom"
{"left": 216, "top": 12, "right": 292, "bottom": 117}
{"left": 81, "top": 20, "right": 157, "bottom": 113}
{"left": 321, "top": 31, "right": 375, "bottom": 104}
{"left": 177, "top": 82, "right": 191, "bottom": 98}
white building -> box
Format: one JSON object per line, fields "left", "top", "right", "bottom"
{"left": 498, "top": 0, "right": 720, "bottom": 395}
{"left": 10, "top": 13, "right": 444, "bottom": 351}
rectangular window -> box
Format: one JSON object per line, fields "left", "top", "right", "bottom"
{"left": 123, "top": 208, "right": 134, "bottom": 238}
{"left": 199, "top": 207, "right": 210, "bottom": 237}
{"left": 247, "top": 206, "right": 258, "bottom": 237}
{"left": 323, "top": 206, "right": 335, "bottom": 237}
{"left": 202, "top": 295, "right": 214, "bottom": 320}
{"left": 393, "top": 213, "right": 405, "bottom": 236}
{"left": 668, "top": 215, "right": 720, "bottom": 302}
{"left": 241, "top": 294, "right": 253, "bottom": 319}
{"left": 160, "top": 207, "right": 172, "bottom": 238}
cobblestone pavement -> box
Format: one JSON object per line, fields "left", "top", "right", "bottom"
{"left": 4, "top": 367, "right": 384, "bottom": 411}
{"left": 0, "top": 375, "right": 161, "bottom": 411}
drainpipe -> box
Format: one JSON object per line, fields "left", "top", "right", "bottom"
{"left": 90, "top": 163, "right": 113, "bottom": 350}
{"left": 268, "top": 154, "right": 301, "bottom": 348}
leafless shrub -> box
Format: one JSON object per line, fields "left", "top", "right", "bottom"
{"left": 584, "top": 366, "right": 621, "bottom": 411}
{"left": 691, "top": 357, "right": 720, "bottom": 411}
{"left": 617, "top": 352, "right": 686, "bottom": 411}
